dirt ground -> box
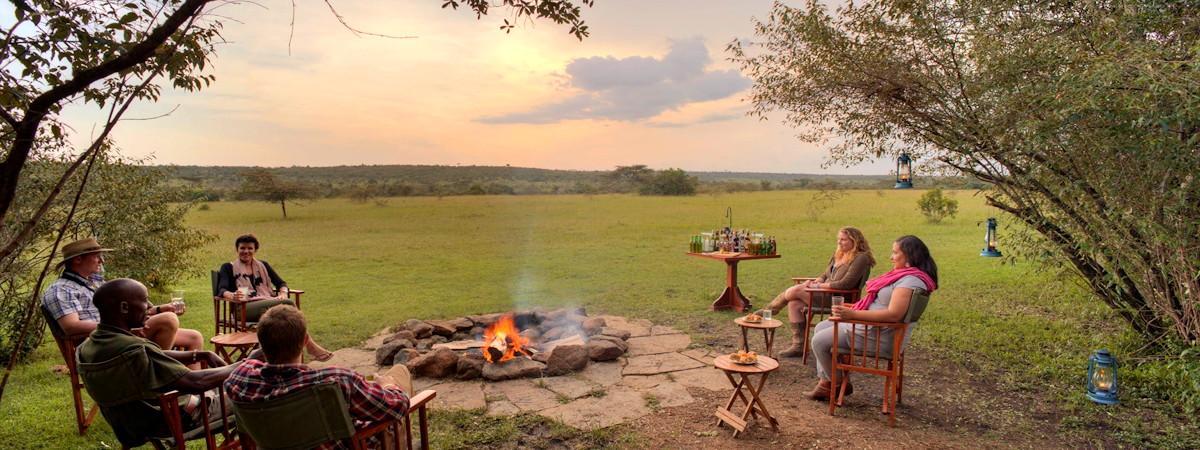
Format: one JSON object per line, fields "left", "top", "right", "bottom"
{"left": 623, "top": 324, "right": 1081, "bottom": 450}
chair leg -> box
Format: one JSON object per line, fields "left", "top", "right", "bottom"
{"left": 801, "top": 307, "right": 814, "bottom": 365}
{"left": 897, "top": 355, "right": 905, "bottom": 405}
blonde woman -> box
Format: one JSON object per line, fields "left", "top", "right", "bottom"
{"left": 767, "top": 227, "right": 875, "bottom": 358}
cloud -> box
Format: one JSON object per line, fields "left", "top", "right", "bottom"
{"left": 646, "top": 111, "right": 746, "bottom": 128}
{"left": 478, "top": 38, "right": 749, "bottom": 124}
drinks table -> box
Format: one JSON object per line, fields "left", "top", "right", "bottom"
{"left": 713, "top": 354, "right": 780, "bottom": 438}
{"left": 733, "top": 317, "right": 783, "bottom": 358}
{"left": 687, "top": 252, "right": 782, "bottom": 312}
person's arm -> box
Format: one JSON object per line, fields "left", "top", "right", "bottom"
{"left": 261, "top": 261, "right": 288, "bottom": 298}
{"left": 812, "top": 257, "right": 835, "bottom": 286}
{"left": 344, "top": 373, "right": 411, "bottom": 421}
{"left": 164, "top": 349, "right": 227, "bottom": 368}
{"left": 835, "top": 287, "right": 911, "bottom": 323}
{"left": 56, "top": 313, "right": 97, "bottom": 337}
{"left": 162, "top": 364, "right": 240, "bottom": 394}
{"left": 825, "top": 254, "right": 871, "bottom": 290}
{"left": 217, "top": 263, "right": 236, "bottom": 298}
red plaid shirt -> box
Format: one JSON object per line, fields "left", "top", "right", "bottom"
{"left": 224, "top": 359, "right": 409, "bottom": 450}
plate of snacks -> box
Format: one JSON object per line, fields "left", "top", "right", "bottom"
{"left": 742, "top": 313, "right": 762, "bottom": 323}
{"left": 729, "top": 350, "right": 759, "bottom": 365}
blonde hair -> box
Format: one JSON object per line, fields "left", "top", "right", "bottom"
{"left": 834, "top": 227, "right": 875, "bottom": 268}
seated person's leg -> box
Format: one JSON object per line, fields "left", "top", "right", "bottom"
{"left": 304, "top": 334, "right": 333, "bottom": 362}
{"left": 378, "top": 365, "right": 413, "bottom": 394}
{"left": 244, "top": 299, "right": 295, "bottom": 322}
{"left": 143, "top": 312, "right": 180, "bottom": 350}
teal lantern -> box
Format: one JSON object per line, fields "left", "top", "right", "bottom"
{"left": 1086, "top": 349, "right": 1119, "bottom": 405}
{"left": 980, "top": 217, "right": 1002, "bottom": 257}
{"left": 894, "top": 153, "right": 913, "bottom": 189}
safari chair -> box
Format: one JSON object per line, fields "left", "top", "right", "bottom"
{"left": 232, "top": 381, "right": 437, "bottom": 450}
{"left": 40, "top": 306, "right": 99, "bottom": 435}
{"left": 75, "top": 347, "right": 238, "bottom": 449}
{"left": 828, "top": 288, "right": 931, "bottom": 427}
{"left": 211, "top": 270, "right": 304, "bottom": 336}
{"left": 792, "top": 270, "right": 870, "bottom": 364}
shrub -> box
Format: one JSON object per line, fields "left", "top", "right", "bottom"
{"left": 917, "top": 188, "right": 958, "bottom": 223}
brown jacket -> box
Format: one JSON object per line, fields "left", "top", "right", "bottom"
{"left": 815, "top": 252, "right": 873, "bottom": 290}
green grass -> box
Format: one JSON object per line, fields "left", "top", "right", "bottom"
{"left": 0, "top": 190, "right": 1193, "bottom": 448}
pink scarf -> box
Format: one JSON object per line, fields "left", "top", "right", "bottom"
{"left": 851, "top": 267, "right": 937, "bottom": 311}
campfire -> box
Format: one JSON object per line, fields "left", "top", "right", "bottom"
{"left": 482, "top": 313, "right": 532, "bottom": 363}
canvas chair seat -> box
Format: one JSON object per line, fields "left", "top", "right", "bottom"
{"left": 233, "top": 381, "right": 357, "bottom": 449}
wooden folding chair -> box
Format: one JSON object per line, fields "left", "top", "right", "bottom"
{"left": 233, "top": 381, "right": 437, "bottom": 450}
{"left": 792, "top": 271, "right": 869, "bottom": 364}
{"left": 40, "top": 306, "right": 99, "bottom": 435}
{"left": 76, "top": 348, "right": 238, "bottom": 449}
{"left": 828, "top": 288, "right": 930, "bottom": 426}
{"left": 211, "top": 269, "right": 304, "bottom": 336}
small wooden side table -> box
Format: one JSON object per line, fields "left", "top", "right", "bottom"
{"left": 733, "top": 317, "right": 783, "bottom": 358}
{"left": 713, "top": 354, "right": 780, "bottom": 438}
{"left": 210, "top": 331, "right": 257, "bottom": 363}
{"left": 687, "top": 252, "right": 782, "bottom": 312}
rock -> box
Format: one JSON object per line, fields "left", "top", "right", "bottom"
{"left": 622, "top": 353, "right": 705, "bottom": 376}
{"left": 541, "top": 326, "right": 566, "bottom": 341}
{"left": 467, "top": 313, "right": 500, "bottom": 328}
{"left": 545, "top": 344, "right": 589, "bottom": 376}
{"left": 409, "top": 322, "right": 434, "bottom": 339}
{"left": 423, "top": 380, "right": 485, "bottom": 410}
{"left": 581, "top": 317, "right": 606, "bottom": 335}
{"left": 427, "top": 320, "right": 457, "bottom": 337}
{"left": 599, "top": 327, "right": 631, "bottom": 340}
{"left": 589, "top": 334, "right": 628, "bottom": 352}
{"left": 415, "top": 340, "right": 432, "bottom": 351}
{"left": 362, "top": 328, "right": 392, "bottom": 350}
{"left": 650, "top": 325, "right": 683, "bottom": 336}
{"left": 586, "top": 340, "right": 624, "bottom": 362}
{"left": 432, "top": 340, "right": 484, "bottom": 351}
{"left": 469, "top": 326, "right": 484, "bottom": 338}
{"left": 597, "top": 315, "right": 652, "bottom": 337}
{"left": 451, "top": 317, "right": 473, "bottom": 331}
{"left": 519, "top": 328, "right": 541, "bottom": 341}
{"left": 406, "top": 348, "right": 459, "bottom": 378}
{"left": 671, "top": 367, "right": 730, "bottom": 392}
{"left": 456, "top": 355, "right": 485, "bottom": 380}
{"left": 391, "top": 348, "right": 421, "bottom": 366}
{"left": 540, "top": 376, "right": 600, "bottom": 399}
{"left": 538, "top": 386, "right": 649, "bottom": 431}
{"left": 430, "top": 335, "right": 448, "bottom": 344}
{"left": 481, "top": 358, "right": 545, "bottom": 381}
{"left": 577, "top": 361, "right": 622, "bottom": 387}
{"left": 403, "top": 319, "right": 423, "bottom": 330}
{"left": 375, "top": 340, "right": 407, "bottom": 366}
{"left": 514, "top": 311, "right": 541, "bottom": 329}
{"left": 539, "top": 334, "right": 587, "bottom": 355}
{"left": 451, "top": 332, "right": 471, "bottom": 341}
{"left": 531, "top": 351, "right": 550, "bottom": 363}
{"left": 626, "top": 334, "right": 691, "bottom": 356}
{"left": 384, "top": 330, "right": 416, "bottom": 344}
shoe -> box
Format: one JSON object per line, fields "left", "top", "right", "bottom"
{"left": 311, "top": 350, "right": 334, "bottom": 362}
{"left": 807, "top": 380, "right": 831, "bottom": 401}
{"left": 767, "top": 293, "right": 788, "bottom": 315}
{"left": 777, "top": 321, "right": 806, "bottom": 358}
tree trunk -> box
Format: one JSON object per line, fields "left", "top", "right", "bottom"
{"left": 280, "top": 200, "right": 287, "bottom": 219}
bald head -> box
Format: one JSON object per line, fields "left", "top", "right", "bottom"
{"left": 94, "top": 278, "right": 150, "bottom": 326}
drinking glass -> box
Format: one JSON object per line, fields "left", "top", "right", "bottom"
{"left": 170, "top": 290, "right": 185, "bottom": 314}
{"left": 831, "top": 295, "right": 845, "bottom": 308}
{"left": 760, "top": 308, "right": 772, "bottom": 322}
{"left": 237, "top": 286, "right": 250, "bottom": 299}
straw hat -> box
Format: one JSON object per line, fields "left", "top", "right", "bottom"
{"left": 57, "top": 237, "right": 113, "bottom": 267}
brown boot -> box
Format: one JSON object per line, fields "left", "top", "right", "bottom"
{"left": 777, "top": 321, "right": 806, "bottom": 358}
{"left": 767, "top": 293, "right": 788, "bottom": 315}
{"left": 807, "top": 379, "right": 832, "bottom": 401}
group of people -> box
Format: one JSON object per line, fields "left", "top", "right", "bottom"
{"left": 43, "top": 235, "right": 410, "bottom": 447}
{"left": 765, "top": 227, "right": 938, "bottom": 401}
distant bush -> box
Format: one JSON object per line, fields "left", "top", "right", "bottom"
{"left": 639, "top": 168, "right": 697, "bottom": 196}
{"left": 917, "top": 188, "right": 959, "bottom": 223}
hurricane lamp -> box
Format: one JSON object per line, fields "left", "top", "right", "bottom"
{"left": 1086, "top": 349, "right": 1119, "bottom": 405}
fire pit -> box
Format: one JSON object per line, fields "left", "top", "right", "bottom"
{"left": 372, "top": 308, "right": 632, "bottom": 381}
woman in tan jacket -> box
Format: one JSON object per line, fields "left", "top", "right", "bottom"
{"left": 767, "top": 226, "right": 875, "bottom": 357}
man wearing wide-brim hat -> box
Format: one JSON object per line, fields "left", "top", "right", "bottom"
{"left": 42, "top": 237, "right": 204, "bottom": 356}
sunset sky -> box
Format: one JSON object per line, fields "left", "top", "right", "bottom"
{"left": 62, "top": 0, "right": 892, "bottom": 174}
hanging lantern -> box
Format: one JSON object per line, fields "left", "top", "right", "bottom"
{"left": 894, "top": 153, "right": 913, "bottom": 189}
{"left": 1086, "top": 349, "right": 1119, "bottom": 405}
{"left": 980, "top": 217, "right": 1002, "bottom": 257}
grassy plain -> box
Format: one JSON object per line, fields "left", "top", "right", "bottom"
{"left": 1, "top": 190, "right": 1193, "bottom": 448}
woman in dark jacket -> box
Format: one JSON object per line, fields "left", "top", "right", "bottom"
{"left": 217, "top": 234, "right": 332, "bottom": 361}
{"left": 767, "top": 226, "right": 875, "bottom": 357}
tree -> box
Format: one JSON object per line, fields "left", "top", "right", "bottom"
{"left": 0, "top": 0, "right": 595, "bottom": 404}
{"left": 917, "top": 188, "right": 958, "bottom": 224}
{"left": 238, "top": 168, "right": 314, "bottom": 219}
{"left": 639, "top": 168, "right": 697, "bottom": 196}
{"left": 731, "top": 0, "right": 1200, "bottom": 341}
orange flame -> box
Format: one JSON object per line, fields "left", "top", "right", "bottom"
{"left": 482, "top": 314, "right": 530, "bottom": 363}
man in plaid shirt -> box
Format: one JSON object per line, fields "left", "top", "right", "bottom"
{"left": 224, "top": 306, "right": 410, "bottom": 449}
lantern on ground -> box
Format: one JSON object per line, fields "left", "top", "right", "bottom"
{"left": 980, "top": 217, "right": 1002, "bottom": 257}
{"left": 894, "top": 153, "right": 913, "bottom": 189}
{"left": 1086, "top": 349, "right": 1119, "bottom": 405}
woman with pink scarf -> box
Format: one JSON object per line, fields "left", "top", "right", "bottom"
{"left": 806, "top": 235, "right": 938, "bottom": 401}
{"left": 217, "top": 234, "right": 333, "bottom": 361}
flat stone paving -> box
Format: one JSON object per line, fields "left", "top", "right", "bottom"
{"left": 339, "top": 315, "right": 731, "bottom": 431}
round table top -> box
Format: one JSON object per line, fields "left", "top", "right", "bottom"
{"left": 714, "top": 354, "right": 780, "bottom": 373}
{"left": 210, "top": 331, "right": 258, "bottom": 346}
{"left": 734, "top": 317, "right": 783, "bottom": 329}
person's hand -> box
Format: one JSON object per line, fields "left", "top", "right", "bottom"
{"left": 170, "top": 301, "right": 186, "bottom": 316}
{"left": 233, "top": 290, "right": 246, "bottom": 301}
{"left": 156, "top": 303, "right": 177, "bottom": 315}
{"left": 831, "top": 304, "right": 853, "bottom": 320}
{"left": 198, "top": 351, "right": 227, "bottom": 368}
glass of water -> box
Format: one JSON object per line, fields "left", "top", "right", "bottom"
{"left": 170, "top": 290, "right": 185, "bottom": 314}
{"left": 760, "top": 308, "right": 772, "bottom": 322}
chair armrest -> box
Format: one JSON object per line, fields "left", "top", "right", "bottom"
{"left": 792, "top": 277, "right": 818, "bottom": 285}
{"left": 804, "top": 287, "right": 859, "bottom": 295}
{"left": 213, "top": 295, "right": 250, "bottom": 304}
{"left": 829, "top": 317, "right": 905, "bottom": 329}
{"left": 408, "top": 390, "right": 436, "bottom": 412}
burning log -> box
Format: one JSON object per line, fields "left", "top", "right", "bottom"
{"left": 486, "top": 335, "right": 509, "bottom": 362}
